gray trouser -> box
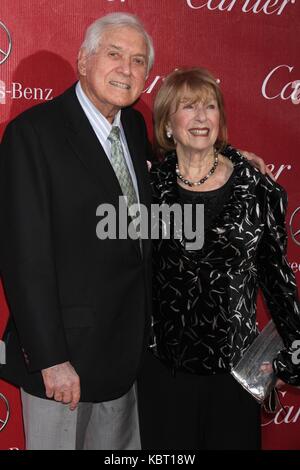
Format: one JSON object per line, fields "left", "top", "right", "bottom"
{"left": 21, "top": 385, "right": 141, "bottom": 450}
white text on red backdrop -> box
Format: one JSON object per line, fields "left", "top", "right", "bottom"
{"left": 186, "top": 0, "right": 296, "bottom": 15}
{"left": 0, "top": 81, "right": 53, "bottom": 105}
{"left": 262, "top": 65, "right": 300, "bottom": 104}
{"left": 262, "top": 391, "right": 300, "bottom": 426}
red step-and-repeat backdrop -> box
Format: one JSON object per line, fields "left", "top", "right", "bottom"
{"left": 0, "top": 0, "right": 299, "bottom": 450}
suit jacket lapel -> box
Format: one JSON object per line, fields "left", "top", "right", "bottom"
{"left": 59, "top": 85, "right": 151, "bottom": 256}
{"left": 60, "top": 85, "right": 123, "bottom": 207}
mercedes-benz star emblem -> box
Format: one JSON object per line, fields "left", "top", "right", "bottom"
{"left": 290, "top": 206, "right": 300, "bottom": 247}
{"left": 0, "top": 21, "right": 12, "bottom": 65}
{"left": 0, "top": 392, "right": 10, "bottom": 432}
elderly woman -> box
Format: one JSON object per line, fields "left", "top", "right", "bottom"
{"left": 137, "top": 67, "right": 300, "bottom": 450}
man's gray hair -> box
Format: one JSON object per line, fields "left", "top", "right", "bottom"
{"left": 80, "top": 12, "right": 154, "bottom": 74}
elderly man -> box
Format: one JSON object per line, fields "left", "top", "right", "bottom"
{"left": 0, "top": 13, "right": 153, "bottom": 450}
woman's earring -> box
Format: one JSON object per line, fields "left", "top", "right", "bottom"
{"left": 166, "top": 129, "right": 172, "bottom": 139}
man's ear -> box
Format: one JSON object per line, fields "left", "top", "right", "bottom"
{"left": 77, "top": 48, "right": 88, "bottom": 76}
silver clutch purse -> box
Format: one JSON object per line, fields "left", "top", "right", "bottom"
{"left": 231, "top": 320, "right": 284, "bottom": 403}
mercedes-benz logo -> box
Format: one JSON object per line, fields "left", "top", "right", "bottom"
{"left": 290, "top": 206, "right": 300, "bottom": 247}
{"left": 0, "top": 392, "right": 10, "bottom": 432}
{"left": 0, "top": 21, "right": 12, "bottom": 65}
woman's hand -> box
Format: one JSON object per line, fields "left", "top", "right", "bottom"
{"left": 239, "top": 150, "right": 275, "bottom": 181}
{"left": 260, "top": 362, "right": 286, "bottom": 389}
{"left": 275, "top": 378, "right": 286, "bottom": 389}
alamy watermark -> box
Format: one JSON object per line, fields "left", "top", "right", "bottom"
{"left": 291, "top": 340, "right": 300, "bottom": 365}
{"left": 96, "top": 196, "right": 204, "bottom": 250}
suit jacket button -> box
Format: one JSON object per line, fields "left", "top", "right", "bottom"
{"left": 22, "top": 348, "right": 30, "bottom": 365}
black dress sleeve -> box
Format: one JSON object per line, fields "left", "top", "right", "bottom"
{"left": 257, "top": 181, "right": 300, "bottom": 385}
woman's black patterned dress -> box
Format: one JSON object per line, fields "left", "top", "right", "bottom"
{"left": 137, "top": 146, "right": 300, "bottom": 450}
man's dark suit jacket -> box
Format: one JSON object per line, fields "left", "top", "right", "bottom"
{"left": 0, "top": 84, "right": 152, "bottom": 402}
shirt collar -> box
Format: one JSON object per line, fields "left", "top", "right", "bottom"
{"left": 76, "top": 81, "right": 122, "bottom": 140}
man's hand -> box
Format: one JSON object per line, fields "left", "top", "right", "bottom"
{"left": 41, "top": 361, "right": 80, "bottom": 411}
{"left": 239, "top": 150, "right": 275, "bottom": 181}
